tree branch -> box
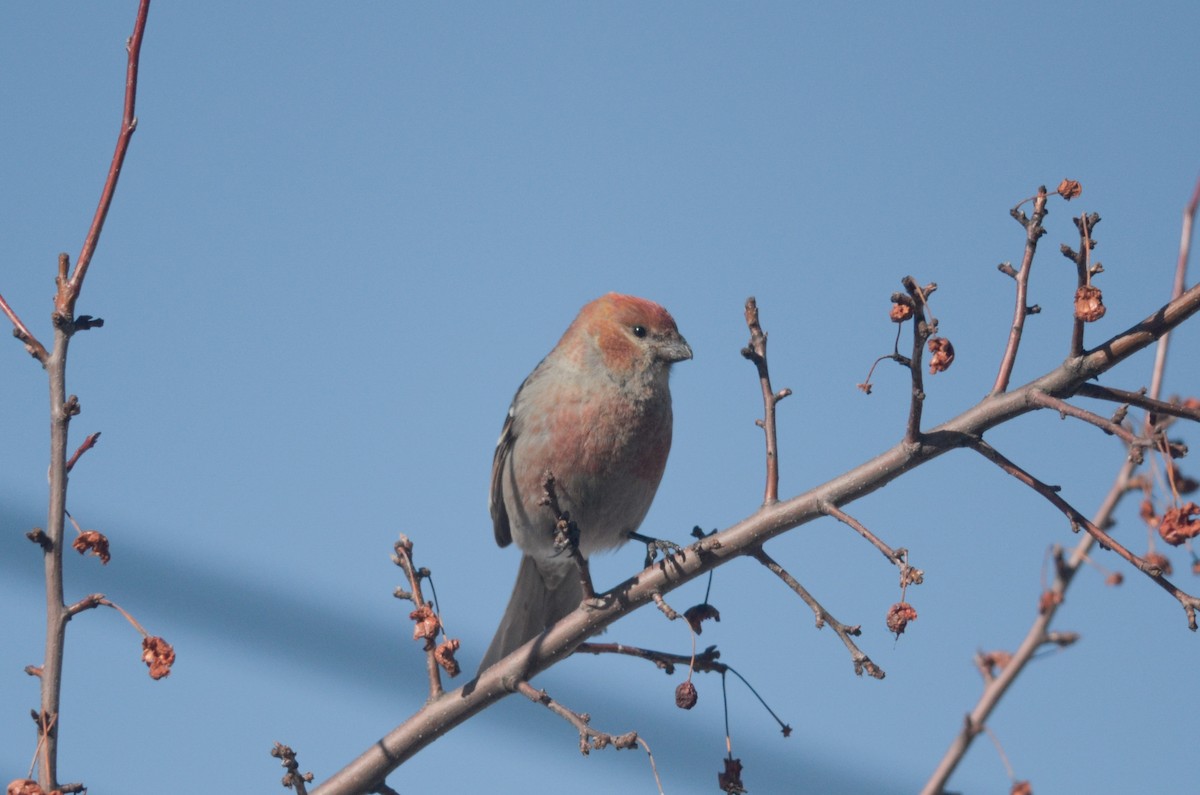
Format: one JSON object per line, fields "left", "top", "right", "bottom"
{"left": 311, "top": 276, "right": 1200, "bottom": 795}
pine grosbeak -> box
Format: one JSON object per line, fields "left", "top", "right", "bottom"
{"left": 480, "top": 293, "right": 692, "bottom": 670}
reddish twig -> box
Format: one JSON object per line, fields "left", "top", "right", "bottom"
{"left": 993, "top": 186, "right": 1050, "bottom": 394}
{"left": 64, "top": 432, "right": 102, "bottom": 474}
{"left": 0, "top": 291, "right": 49, "bottom": 363}
{"left": 741, "top": 297, "right": 791, "bottom": 505}
{"left": 57, "top": 0, "right": 151, "bottom": 321}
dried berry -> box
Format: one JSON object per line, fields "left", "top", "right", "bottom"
{"left": 675, "top": 680, "right": 698, "bottom": 710}
{"left": 886, "top": 602, "right": 918, "bottom": 637}
{"left": 1056, "top": 179, "right": 1082, "bottom": 200}
{"left": 1074, "top": 285, "right": 1106, "bottom": 322}
{"left": 71, "top": 529, "right": 111, "bottom": 564}
{"left": 142, "top": 635, "right": 176, "bottom": 680}
{"left": 434, "top": 638, "right": 461, "bottom": 677}
{"left": 410, "top": 604, "right": 440, "bottom": 647}
{"left": 927, "top": 337, "right": 955, "bottom": 374}
{"left": 890, "top": 302, "right": 914, "bottom": 322}
{"left": 1158, "top": 501, "right": 1200, "bottom": 546}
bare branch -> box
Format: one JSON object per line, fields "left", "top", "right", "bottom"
{"left": 741, "top": 297, "right": 791, "bottom": 504}
{"left": 901, "top": 277, "right": 938, "bottom": 443}
{"left": 515, "top": 680, "right": 663, "bottom": 795}
{"left": 751, "top": 546, "right": 884, "bottom": 679}
{"left": 312, "top": 276, "right": 1200, "bottom": 795}
{"left": 993, "top": 186, "right": 1050, "bottom": 394}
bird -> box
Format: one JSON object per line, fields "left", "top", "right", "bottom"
{"left": 479, "top": 293, "right": 692, "bottom": 671}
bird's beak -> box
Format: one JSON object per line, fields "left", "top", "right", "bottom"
{"left": 663, "top": 335, "right": 693, "bottom": 363}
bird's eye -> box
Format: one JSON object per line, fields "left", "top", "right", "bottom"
{"left": 632, "top": 325, "right": 648, "bottom": 338}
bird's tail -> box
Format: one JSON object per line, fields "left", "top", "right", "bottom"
{"left": 479, "top": 554, "right": 582, "bottom": 672}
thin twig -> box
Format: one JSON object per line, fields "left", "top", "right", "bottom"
{"left": 741, "top": 297, "right": 791, "bottom": 505}
{"left": 1067, "top": 211, "right": 1100, "bottom": 358}
{"left": 0, "top": 291, "right": 49, "bottom": 363}
{"left": 58, "top": 0, "right": 152, "bottom": 320}
{"left": 64, "top": 432, "right": 102, "bottom": 473}
{"left": 392, "top": 536, "right": 447, "bottom": 699}
{"left": 575, "top": 642, "right": 726, "bottom": 676}
{"left": 1149, "top": 177, "right": 1200, "bottom": 399}
{"left": 1027, "top": 391, "right": 1145, "bottom": 456}
{"left": 1075, "top": 385, "right": 1200, "bottom": 424}
{"left": 901, "top": 277, "right": 937, "bottom": 443}
{"left": 751, "top": 546, "right": 884, "bottom": 679}
{"left": 33, "top": 5, "right": 152, "bottom": 788}
{"left": 820, "top": 501, "right": 924, "bottom": 586}
{"left": 993, "top": 186, "right": 1049, "bottom": 394}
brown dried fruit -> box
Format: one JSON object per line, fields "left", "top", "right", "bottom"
{"left": 856, "top": 382, "right": 874, "bottom": 395}
{"left": 718, "top": 757, "right": 746, "bottom": 794}
{"left": 1056, "top": 178, "right": 1082, "bottom": 200}
{"left": 1105, "top": 572, "right": 1124, "bottom": 587}
{"left": 1011, "top": 780, "right": 1033, "bottom": 795}
{"left": 142, "top": 635, "right": 176, "bottom": 680}
{"left": 886, "top": 601, "right": 918, "bottom": 637}
{"left": 675, "top": 680, "right": 698, "bottom": 710}
{"left": 71, "top": 530, "right": 111, "bottom": 565}
{"left": 1158, "top": 501, "right": 1200, "bottom": 546}
{"left": 890, "top": 302, "right": 914, "bottom": 323}
{"left": 1074, "top": 285, "right": 1106, "bottom": 322}
{"left": 410, "top": 604, "right": 440, "bottom": 647}
{"left": 434, "top": 638, "right": 461, "bottom": 677}
{"left": 927, "top": 337, "right": 955, "bottom": 374}
{"left": 6, "top": 780, "right": 59, "bottom": 795}
{"left": 683, "top": 603, "right": 721, "bottom": 635}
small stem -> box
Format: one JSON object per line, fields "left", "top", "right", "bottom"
{"left": 741, "top": 297, "right": 790, "bottom": 504}
{"left": 993, "top": 186, "right": 1049, "bottom": 394}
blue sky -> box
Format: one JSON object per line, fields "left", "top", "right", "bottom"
{"left": 2, "top": 3, "right": 1198, "bottom": 793}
